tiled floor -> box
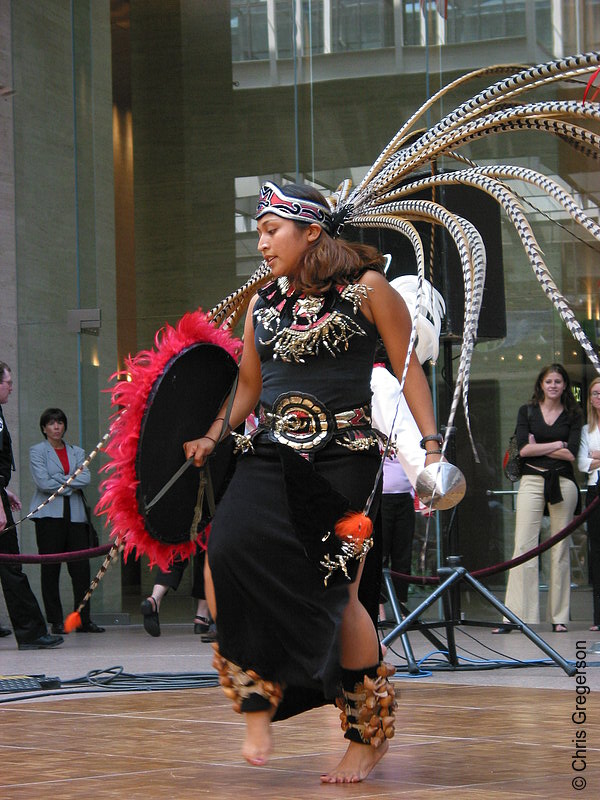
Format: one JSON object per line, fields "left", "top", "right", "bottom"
{"left": 1, "top": 622, "right": 599, "bottom": 798}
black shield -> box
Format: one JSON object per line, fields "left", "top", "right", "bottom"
{"left": 135, "top": 342, "right": 238, "bottom": 544}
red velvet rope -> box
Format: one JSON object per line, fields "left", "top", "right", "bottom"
{"left": 1, "top": 495, "right": 598, "bottom": 578}
{"left": 389, "top": 493, "right": 600, "bottom": 586}
{"left": 0, "top": 543, "right": 112, "bottom": 564}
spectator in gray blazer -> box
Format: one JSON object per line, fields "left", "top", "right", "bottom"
{"left": 29, "top": 407, "right": 104, "bottom": 633}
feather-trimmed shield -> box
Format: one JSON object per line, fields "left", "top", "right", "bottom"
{"left": 135, "top": 343, "right": 238, "bottom": 543}
{"left": 97, "top": 311, "right": 241, "bottom": 571}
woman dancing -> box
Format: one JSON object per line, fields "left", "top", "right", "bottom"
{"left": 184, "top": 182, "right": 441, "bottom": 783}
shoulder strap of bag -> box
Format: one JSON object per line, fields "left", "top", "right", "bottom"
{"left": 80, "top": 491, "right": 93, "bottom": 523}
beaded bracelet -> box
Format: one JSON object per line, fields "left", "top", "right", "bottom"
{"left": 420, "top": 434, "right": 443, "bottom": 450}
{"left": 214, "top": 416, "right": 232, "bottom": 434}
{"left": 424, "top": 449, "right": 443, "bottom": 456}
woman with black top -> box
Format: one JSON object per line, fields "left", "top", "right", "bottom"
{"left": 577, "top": 376, "right": 600, "bottom": 631}
{"left": 183, "top": 182, "right": 441, "bottom": 783}
{"left": 494, "top": 364, "right": 582, "bottom": 634}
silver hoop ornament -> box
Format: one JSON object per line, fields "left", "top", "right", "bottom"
{"left": 415, "top": 462, "right": 466, "bottom": 511}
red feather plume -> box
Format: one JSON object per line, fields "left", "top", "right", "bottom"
{"left": 64, "top": 611, "right": 82, "bottom": 634}
{"left": 334, "top": 511, "right": 373, "bottom": 546}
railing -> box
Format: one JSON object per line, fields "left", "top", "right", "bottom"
{"left": 487, "top": 487, "right": 590, "bottom": 586}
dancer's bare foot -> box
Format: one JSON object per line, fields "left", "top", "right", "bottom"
{"left": 320, "top": 739, "right": 389, "bottom": 783}
{"left": 242, "top": 709, "right": 273, "bottom": 766}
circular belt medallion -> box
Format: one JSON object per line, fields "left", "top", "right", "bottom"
{"left": 269, "top": 393, "right": 334, "bottom": 451}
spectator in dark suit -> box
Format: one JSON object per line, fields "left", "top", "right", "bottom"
{"left": 0, "top": 361, "right": 63, "bottom": 649}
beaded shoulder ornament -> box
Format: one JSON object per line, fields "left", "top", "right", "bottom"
{"left": 254, "top": 276, "right": 370, "bottom": 364}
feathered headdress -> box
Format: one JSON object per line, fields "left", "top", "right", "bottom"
{"left": 323, "top": 51, "right": 600, "bottom": 458}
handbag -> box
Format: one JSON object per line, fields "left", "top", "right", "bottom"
{"left": 81, "top": 492, "right": 99, "bottom": 548}
{"left": 503, "top": 434, "right": 522, "bottom": 482}
{"left": 503, "top": 406, "right": 532, "bottom": 483}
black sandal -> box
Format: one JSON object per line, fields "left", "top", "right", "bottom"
{"left": 194, "top": 615, "right": 211, "bottom": 634}
{"left": 552, "top": 623, "right": 568, "bottom": 633}
{"left": 491, "top": 625, "right": 513, "bottom": 634}
{"left": 140, "top": 597, "right": 160, "bottom": 637}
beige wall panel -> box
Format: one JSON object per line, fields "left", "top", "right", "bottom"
{"left": 10, "top": 1, "right": 119, "bottom": 613}
{"left": 130, "top": 0, "right": 237, "bottom": 350}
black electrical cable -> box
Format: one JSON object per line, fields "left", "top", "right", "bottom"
{"left": 0, "top": 666, "right": 219, "bottom": 704}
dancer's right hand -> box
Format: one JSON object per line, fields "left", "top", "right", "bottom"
{"left": 183, "top": 435, "right": 217, "bottom": 467}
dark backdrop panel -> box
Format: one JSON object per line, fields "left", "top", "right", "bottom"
{"left": 348, "top": 182, "right": 506, "bottom": 342}
{"left": 449, "top": 379, "right": 506, "bottom": 576}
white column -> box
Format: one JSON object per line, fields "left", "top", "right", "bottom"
{"left": 551, "top": 0, "right": 564, "bottom": 58}
{"left": 323, "top": 0, "right": 331, "bottom": 54}
{"left": 267, "top": 0, "right": 278, "bottom": 84}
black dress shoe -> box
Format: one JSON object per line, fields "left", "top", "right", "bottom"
{"left": 18, "top": 633, "right": 64, "bottom": 650}
{"left": 0, "top": 625, "right": 12, "bottom": 637}
{"left": 51, "top": 623, "right": 65, "bottom": 634}
{"left": 77, "top": 621, "right": 106, "bottom": 633}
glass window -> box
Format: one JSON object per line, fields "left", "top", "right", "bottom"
{"left": 446, "top": 0, "right": 526, "bottom": 44}
{"left": 276, "top": 0, "right": 325, "bottom": 58}
{"left": 231, "top": 0, "right": 269, "bottom": 61}
{"left": 403, "top": 1, "right": 423, "bottom": 45}
{"left": 403, "top": 0, "right": 446, "bottom": 46}
{"left": 535, "top": 0, "right": 552, "bottom": 52}
{"left": 274, "top": 1, "right": 294, "bottom": 58}
{"left": 558, "top": 0, "right": 600, "bottom": 53}
{"left": 585, "top": 0, "right": 600, "bottom": 51}
{"left": 332, "top": 0, "right": 394, "bottom": 52}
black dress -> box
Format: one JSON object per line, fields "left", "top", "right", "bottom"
{"left": 207, "top": 277, "right": 383, "bottom": 719}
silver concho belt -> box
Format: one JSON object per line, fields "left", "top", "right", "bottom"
{"left": 258, "top": 392, "right": 371, "bottom": 452}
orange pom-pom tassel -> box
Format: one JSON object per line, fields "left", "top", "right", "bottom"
{"left": 334, "top": 511, "right": 373, "bottom": 544}
{"left": 64, "top": 611, "right": 82, "bottom": 633}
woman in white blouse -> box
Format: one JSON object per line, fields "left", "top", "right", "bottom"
{"left": 577, "top": 377, "right": 600, "bottom": 631}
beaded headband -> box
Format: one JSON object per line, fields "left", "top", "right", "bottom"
{"left": 256, "top": 181, "right": 334, "bottom": 235}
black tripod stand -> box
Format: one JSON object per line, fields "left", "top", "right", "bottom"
{"left": 379, "top": 340, "right": 575, "bottom": 677}
{"left": 380, "top": 557, "right": 576, "bottom": 677}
